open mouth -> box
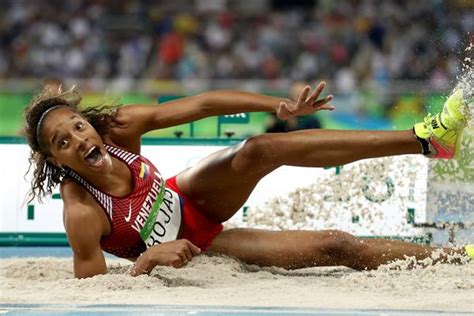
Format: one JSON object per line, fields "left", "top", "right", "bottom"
{"left": 84, "top": 146, "right": 104, "bottom": 167}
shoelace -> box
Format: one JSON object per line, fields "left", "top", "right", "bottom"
{"left": 422, "top": 113, "right": 437, "bottom": 138}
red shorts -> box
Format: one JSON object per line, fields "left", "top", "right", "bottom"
{"left": 166, "top": 176, "right": 224, "bottom": 251}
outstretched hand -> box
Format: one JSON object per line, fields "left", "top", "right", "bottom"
{"left": 129, "top": 239, "right": 201, "bottom": 276}
{"left": 276, "top": 81, "right": 334, "bottom": 120}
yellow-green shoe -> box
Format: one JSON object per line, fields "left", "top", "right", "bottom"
{"left": 413, "top": 89, "right": 469, "bottom": 159}
{"left": 465, "top": 245, "right": 474, "bottom": 260}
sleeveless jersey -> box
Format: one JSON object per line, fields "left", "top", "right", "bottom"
{"left": 65, "top": 144, "right": 182, "bottom": 259}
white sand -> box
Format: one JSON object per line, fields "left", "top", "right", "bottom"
{"left": 1, "top": 254, "right": 473, "bottom": 312}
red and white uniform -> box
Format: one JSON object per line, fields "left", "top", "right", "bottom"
{"left": 66, "top": 144, "right": 223, "bottom": 259}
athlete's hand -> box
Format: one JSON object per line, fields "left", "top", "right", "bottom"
{"left": 129, "top": 239, "right": 201, "bottom": 276}
{"left": 276, "top": 81, "right": 334, "bottom": 120}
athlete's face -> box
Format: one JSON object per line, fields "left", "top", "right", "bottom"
{"left": 41, "top": 107, "right": 113, "bottom": 174}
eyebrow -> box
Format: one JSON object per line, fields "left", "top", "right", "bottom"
{"left": 49, "top": 115, "right": 80, "bottom": 145}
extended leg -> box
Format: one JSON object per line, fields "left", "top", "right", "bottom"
{"left": 240, "top": 129, "right": 421, "bottom": 168}
{"left": 177, "top": 129, "right": 421, "bottom": 221}
{"left": 208, "top": 228, "right": 465, "bottom": 270}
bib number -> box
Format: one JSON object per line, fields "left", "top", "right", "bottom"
{"left": 143, "top": 187, "right": 182, "bottom": 248}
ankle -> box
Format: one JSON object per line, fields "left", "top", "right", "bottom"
{"left": 412, "top": 127, "right": 431, "bottom": 156}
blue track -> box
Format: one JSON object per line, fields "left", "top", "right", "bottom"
{"left": 0, "top": 304, "right": 472, "bottom": 316}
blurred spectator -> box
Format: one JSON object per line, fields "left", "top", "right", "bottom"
{"left": 0, "top": 0, "right": 471, "bottom": 90}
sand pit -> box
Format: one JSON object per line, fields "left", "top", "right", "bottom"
{"left": 1, "top": 254, "right": 473, "bottom": 312}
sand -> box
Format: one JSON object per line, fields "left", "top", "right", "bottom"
{"left": 1, "top": 254, "right": 473, "bottom": 312}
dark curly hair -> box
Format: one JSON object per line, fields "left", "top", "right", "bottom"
{"left": 23, "top": 86, "right": 119, "bottom": 203}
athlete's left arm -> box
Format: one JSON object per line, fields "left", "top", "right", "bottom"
{"left": 114, "top": 81, "right": 334, "bottom": 136}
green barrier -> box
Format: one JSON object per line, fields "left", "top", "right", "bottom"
{"left": 0, "top": 93, "right": 33, "bottom": 135}
{"left": 0, "top": 233, "right": 69, "bottom": 247}
{"left": 217, "top": 113, "right": 250, "bottom": 137}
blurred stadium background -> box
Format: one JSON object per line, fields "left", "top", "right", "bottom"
{"left": 0, "top": 0, "right": 473, "bottom": 139}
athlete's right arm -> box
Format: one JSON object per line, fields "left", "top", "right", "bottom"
{"left": 111, "top": 82, "right": 334, "bottom": 138}
{"left": 61, "top": 180, "right": 108, "bottom": 278}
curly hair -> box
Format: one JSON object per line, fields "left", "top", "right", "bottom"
{"left": 23, "top": 86, "right": 119, "bottom": 203}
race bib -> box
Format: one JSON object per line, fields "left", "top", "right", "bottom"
{"left": 138, "top": 177, "right": 182, "bottom": 248}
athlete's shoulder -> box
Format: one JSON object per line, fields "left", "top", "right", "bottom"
{"left": 60, "top": 177, "right": 95, "bottom": 205}
{"left": 60, "top": 178, "right": 103, "bottom": 219}
{"left": 60, "top": 178, "right": 109, "bottom": 237}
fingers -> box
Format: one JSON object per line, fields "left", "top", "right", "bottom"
{"left": 129, "top": 255, "right": 149, "bottom": 277}
{"left": 172, "top": 257, "right": 187, "bottom": 268}
{"left": 297, "top": 86, "right": 311, "bottom": 105}
{"left": 296, "top": 81, "right": 333, "bottom": 112}
{"left": 129, "top": 265, "right": 147, "bottom": 277}
{"left": 319, "top": 104, "right": 336, "bottom": 111}
{"left": 313, "top": 95, "right": 334, "bottom": 109}
{"left": 129, "top": 266, "right": 139, "bottom": 277}
{"left": 307, "top": 81, "right": 326, "bottom": 104}
{"left": 187, "top": 240, "right": 202, "bottom": 256}
{"left": 180, "top": 240, "right": 201, "bottom": 263}
{"left": 172, "top": 239, "right": 202, "bottom": 268}
{"left": 177, "top": 248, "right": 192, "bottom": 263}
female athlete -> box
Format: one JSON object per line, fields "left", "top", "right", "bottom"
{"left": 23, "top": 82, "right": 473, "bottom": 278}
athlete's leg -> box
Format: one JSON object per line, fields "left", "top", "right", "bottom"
{"left": 208, "top": 228, "right": 465, "bottom": 270}
{"left": 177, "top": 129, "right": 420, "bottom": 221}
{"left": 178, "top": 89, "right": 469, "bottom": 222}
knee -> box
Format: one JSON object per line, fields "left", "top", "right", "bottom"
{"left": 233, "top": 134, "right": 277, "bottom": 171}
{"left": 319, "top": 230, "right": 366, "bottom": 259}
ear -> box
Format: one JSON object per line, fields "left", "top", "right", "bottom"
{"left": 46, "top": 156, "right": 62, "bottom": 169}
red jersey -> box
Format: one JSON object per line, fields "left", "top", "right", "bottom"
{"left": 66, "top": 144, "right": 182, "bottom": 258}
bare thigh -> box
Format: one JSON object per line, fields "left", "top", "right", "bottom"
{"left": 176, "top": 141, "right": 278, "bottom": 222}
{"left": 207, "top": 228, "right": 354, "bottom": 270}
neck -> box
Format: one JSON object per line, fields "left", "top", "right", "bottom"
{"left": 78, "top": 156, "right": 132, "bottom": 197}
